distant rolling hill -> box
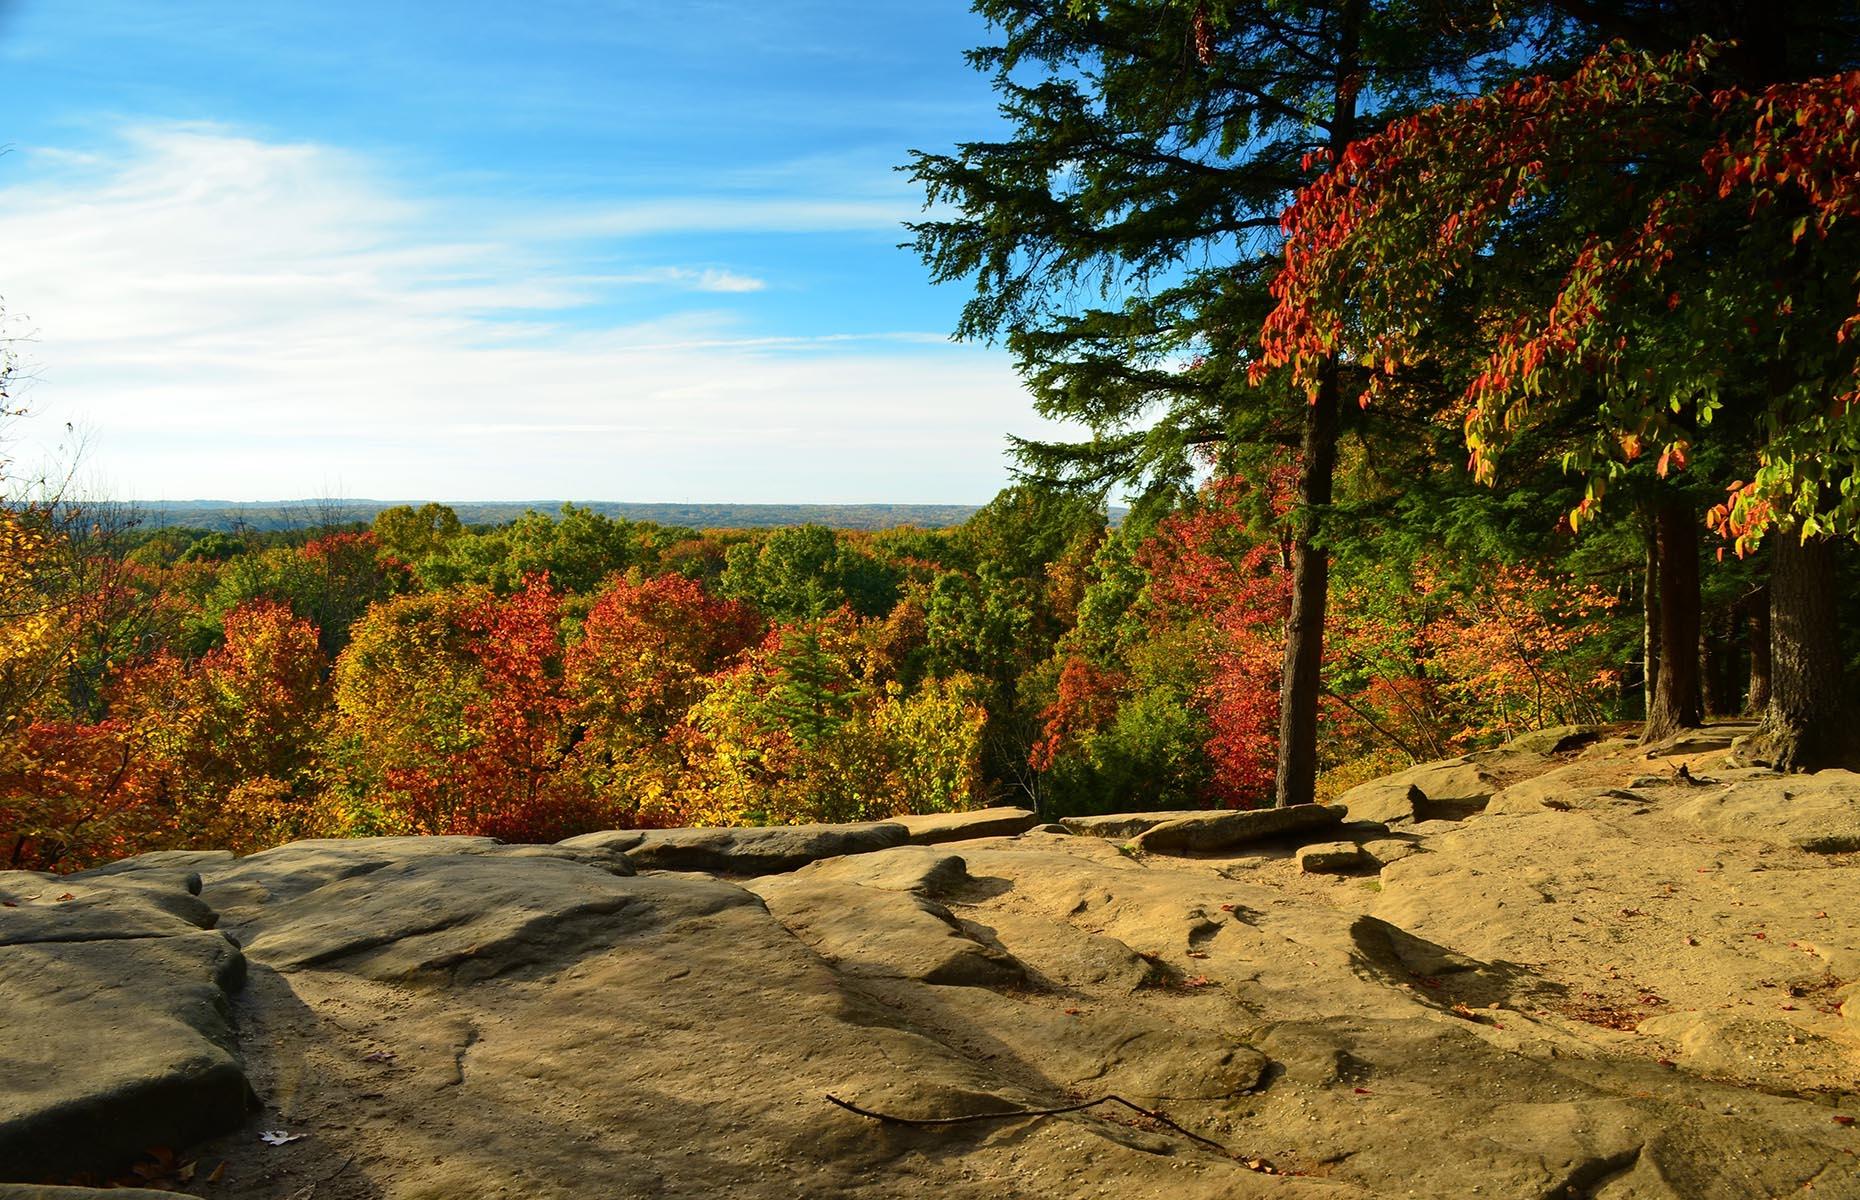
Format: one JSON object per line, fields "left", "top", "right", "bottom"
{"left": 120, "top": 499, "right": 994, "bottom": 533}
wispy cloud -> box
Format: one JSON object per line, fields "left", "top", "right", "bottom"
{"left": 0, "top": 122, "right": 1052, "bottom": 502}
{"left": 597, "top": 267, "right": 768, "bottom": 293}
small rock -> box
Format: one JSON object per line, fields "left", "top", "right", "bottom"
{"left": 1502, "top": 725, "right": 1601, "bottom": 756}
{"left": 1338, "top": 757, "right": 1503, "bottom": 825}
{"left": 1297, "top": 842, "right": 1370, "bottom": 874}
{"left": 1362, "top": 838, "right": 1418, "bottom": 867}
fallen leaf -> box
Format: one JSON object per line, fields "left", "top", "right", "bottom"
{"left": 55, "top": 893, "right": 74, "bottom": 902}
{"left": 1180, "top": 975, "right": 1213, "bottom": 988}
{"left": 1062, "top": 1007, "right": 1082, "bottom": 1016}
{"left": 206, "top": 1161, "right": 227, "bottom": 1184}
{"left": 259, "top": 1130, "right": 306, "bottom": 1146}
{"left": 1834, "top": 1115, "right": 1854, "bottom": 1127}
{"left": 1352, "top": 1087, "right": 1372, "bottom": 1095}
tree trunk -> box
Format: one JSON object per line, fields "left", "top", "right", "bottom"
{"left": 1642, "top": 524, "right": 1660, "bottom": 721}
{"left": 1274, "top": 364, "right": 1340, "bottom": 807}
{"left": 1272, "top": 0, "right": 1361, "bottom": 808}
{"left": 1701, "top": 607, "right": 1737, "bottom": 717}
{"left": 1643, "top": 497, "right": 1703, "bottom": 744}
{"left": 1745, "top": 585, "right": 1772, "bottom": 714}
{"left": 1748, "top": 533, "right": 1847, "bottom": 770}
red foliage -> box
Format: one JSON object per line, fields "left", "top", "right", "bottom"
{"left": 452, "top": 576, "right": 574, "bottom": 839}
{"left": 358, "top": 576, "right": 590, "bottom": 841}
{"left": 0, "top": 719, "right": 161, "bottom": 871}
{"left": 195, "top": 600, "right": 329, "bottom": 780}
{"left": 1139, "top": 481, "right": 1291, "bottom": 805}
{"left": 1029, "top": 655, "right": 1126, "bottom": 773}
{"left": 567, "top": 573, "right": 764, "bottom": 739}
{"left": 1257, "top": 39, "right": 1860, "bottom": 538}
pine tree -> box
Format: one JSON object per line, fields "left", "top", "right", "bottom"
{"left": 908, "top": 0, "right": 1518, "bottom": 803}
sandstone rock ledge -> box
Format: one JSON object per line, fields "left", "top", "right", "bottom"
{"left": 4, "top": 754, "right": 1859, "bottom": 1199}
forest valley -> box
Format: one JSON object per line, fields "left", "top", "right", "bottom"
{"left": 0, "top": 490, "right": 1744, "bottom": 872}
{"left": 7, "top": 0, "right": 1860, "bottom": 872}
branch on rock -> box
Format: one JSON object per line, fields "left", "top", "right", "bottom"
{"left": 824, "top": 1091, "right": 1251, "bottom": 1163}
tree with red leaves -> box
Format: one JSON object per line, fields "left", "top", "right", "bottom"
{"left": 568, "top": 573, "right": 763, "bottom": 748}
{"left": 1259, "top": 21, "right": 1860, "bottom": 766}
{"left": 331, "top": 577, "right": 601, "bottom": 841}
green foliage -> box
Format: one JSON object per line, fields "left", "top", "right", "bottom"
{"left": 718, "top": 525, "right": 901, "bottom": 620}
{"left": 176, "top": 531, "right": 248, "bottom": 564}
{"left": 372, "top": 502, "right": 461, "bottom": 563}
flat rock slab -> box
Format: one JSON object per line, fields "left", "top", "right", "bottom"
{"left": 618, "top": 821, "right": 908, "bottom": 875}
{"left": 792, "top": 845, "right": 976, "bottom": 896}
{"left": 752, "top": 875, "right": 1024, "bottom": 987}
{"left": 1639, "top": 1011, "right": 1858, "bottom": 1085}
{"left": 1485, "top": 764, "right": 1646, "bottom": 816}
{"left": 31, "top": 751, "right": 1860, "bottom": 1199}
{"left": 239, "top": 854, "right": 756, "bottom": 982}
{"left": 1644, "top": 724, "right": 1754, "bottom": 759}
{"left": 1672, "top": 771, "right": 1860, "bottom": 853}
{"left": 0, "top": 874, "right": 217, "bottom": 946}
{"left": 0, "top": 930, "right": 250, "bottom": 1182}
{"left": 70, "top": 849, "right": 235, "bottom": 880}
{"left": 1129, "top": 803, "right": 1345, "bottom": 855}
{"left": 1058, "top": 810, "right": 1207, "bottom": 840}
{"left": 893, "top": 807, "right": 1037, "bottom": 845}
{"left": 198, "top": 835, "right": 505, "bottom": 918}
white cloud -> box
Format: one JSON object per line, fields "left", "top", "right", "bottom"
{"left": 596, "top": 267, "right": 768, "bottom": 293}
{"left": 0, "top": 123, "right": 1058, "bottom": 502}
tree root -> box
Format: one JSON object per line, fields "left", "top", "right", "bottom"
{"left": 825, "top": 1091, "right": 1236, "bottom": 1158}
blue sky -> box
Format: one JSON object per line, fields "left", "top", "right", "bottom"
{"left": 0, "top": 1, "right": 1065, "bottom": 503}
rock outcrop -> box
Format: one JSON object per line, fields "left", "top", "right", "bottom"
{"left": 1671, "top": 769, "right": 1860, "bottom": 853}
{"left": 6, "top": 741, "right": 1858, "bottom": 1198}
{"left": 0, "top": 871, "right": 253, "bottom": 1183}
{"left": 1335, "top": 754, "right": 1522, "bottom": 824}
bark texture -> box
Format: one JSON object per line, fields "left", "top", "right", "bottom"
{"left": 1745, "top": 585, "right": 1772, "bottom": 714}
{"left": 1274, "top": 364, "right": 1339, "bottom": 807}
{"left": 1749, "top": 534, "right": 1848, "bottom": 770}
{"left": 1642, "top": 527, "right": 1660, "bottom": 720}
{"left": 1643, "top": 498, "right": 1703, "bottom": 744}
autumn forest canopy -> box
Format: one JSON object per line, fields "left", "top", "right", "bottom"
{"left": 7, "top": 0, "right": 1860, "bottom": 871}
